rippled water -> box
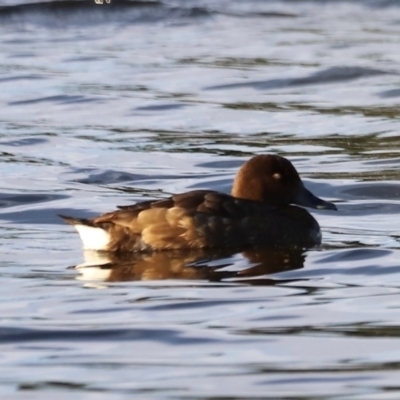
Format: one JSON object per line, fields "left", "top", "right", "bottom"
{"left": 2, "top": 0, "right": 400, "bottom": 398}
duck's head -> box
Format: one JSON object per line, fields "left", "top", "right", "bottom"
{"left": 231, "top": 154, "right": 336, "bottom": 210}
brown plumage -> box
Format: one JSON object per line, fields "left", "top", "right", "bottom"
{"left": 60, "top": 154, "right": 336, "bottom": 252}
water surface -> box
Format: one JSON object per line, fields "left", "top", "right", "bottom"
{"left": 2, "top": 0, "right": 400, "bottom": 398}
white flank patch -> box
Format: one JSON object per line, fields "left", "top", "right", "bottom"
{"left": 74, "top": 224, "right": 111, "bottom": 251}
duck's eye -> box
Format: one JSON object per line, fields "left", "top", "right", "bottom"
{"left": 272, "top": 173, "right": 281, "bottom": 180}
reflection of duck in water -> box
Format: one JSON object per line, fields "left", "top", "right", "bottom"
{"left": 60, "top": 155, "right": 336, "bottom": 251}
{"left": 75, "top": 247, "right": 306, "bottom": 284}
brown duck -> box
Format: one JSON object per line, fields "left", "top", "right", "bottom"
{"left": 60, "top": 154, "right": 336, "bottom": 251}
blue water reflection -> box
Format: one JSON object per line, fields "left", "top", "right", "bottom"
{"left": 1, "top": 0, "right": 400, "bottom": 398}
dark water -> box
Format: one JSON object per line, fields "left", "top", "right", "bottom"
{"left": 2, "top": 0, "right": 400, "bottom": 398}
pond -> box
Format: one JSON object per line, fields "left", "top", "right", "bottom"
{"left": 1, "top": 0, "right": 400, "bottom": 398}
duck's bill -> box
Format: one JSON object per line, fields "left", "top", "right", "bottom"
{"left": 294, "top": 187, "right": 337, "bottom": 211}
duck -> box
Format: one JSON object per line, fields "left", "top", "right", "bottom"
{"left": 60, "top": 154, "right": 336, "bottom": 252}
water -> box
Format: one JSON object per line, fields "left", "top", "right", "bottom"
{"left": 2, "top": 0, "right": 400, "bottom": 398}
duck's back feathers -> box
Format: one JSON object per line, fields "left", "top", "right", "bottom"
{"left": 61, "top": 189, "right": 321, "bottom": 252}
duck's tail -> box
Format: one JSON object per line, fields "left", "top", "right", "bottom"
{"left": 59, "top": 214, "right": 111, "bottom": 251}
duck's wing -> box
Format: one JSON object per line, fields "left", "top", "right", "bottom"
{"left": 97, "top": 190, "right": 261, "bottom": 225}
{"left": 61, "top": 190, "right": 247, "bottom": 251}
{"left": 94, "top": 190, "right": 221, "bottom": 223}
{"left": 61, "top": 190, "right": 275, "bottom": 251}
